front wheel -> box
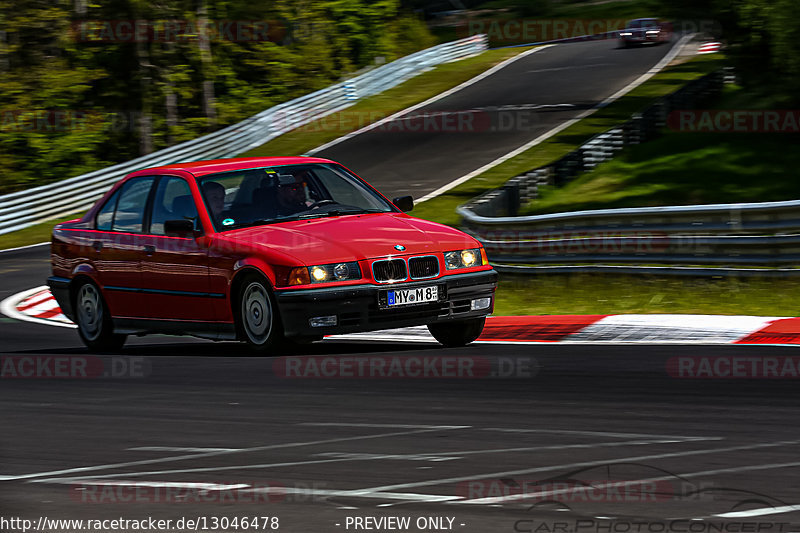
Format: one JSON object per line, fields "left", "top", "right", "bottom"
{"left": 237, "top": 277, "right": 283, "bottom": 352}
{"left": 74, "top": 281, "right": 126, "bottom": 352}
{"left": 428, "top": 317, "right": 486, "bottom": 347}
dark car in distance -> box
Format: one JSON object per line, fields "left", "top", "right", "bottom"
{"left": 619, "top": 18, "right": 672, "bottom": 47}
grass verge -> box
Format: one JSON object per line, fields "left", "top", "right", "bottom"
{"left": 493, "top": 273, "right": 800, "bottom": 316}
{"left": 520, "top": 85, "right": 800, "bottom": 214}
{"left": 0, "top": 215, "right": 82, "bottom": 251}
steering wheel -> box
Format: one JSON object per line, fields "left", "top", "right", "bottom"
{"left": 308, "top": 199, "right": 336, "bottom": 209}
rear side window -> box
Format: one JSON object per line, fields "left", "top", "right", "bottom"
{"left": 111, "top": 177, "right": 155, "bottom": 233}
{"left": 95, "top": 189, "right": 121, "bottom": 231}
{"left": 150, "top": 177, "right": 196, "bottom": 235}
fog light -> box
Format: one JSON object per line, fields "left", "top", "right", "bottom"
{"left": 471, "top": 297, "right": 491, "bottom": 311}
{"left": 309, "top": 315, "right": 337, "bottom": 327}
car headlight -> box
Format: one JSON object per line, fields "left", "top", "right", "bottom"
{"left": 646, "top": 30, "right": 660, "bottom": 34}
{"left": 620, "top": 32, "right": 632, "bottom": 36}
{"left": 444, "top": 248, "right": 485, "bottom": 270}
{"left": 288, "top": 261, "right": 361, "bottom": 285}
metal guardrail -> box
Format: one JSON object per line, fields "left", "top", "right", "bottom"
{"left": 461, "top": 198, "right": 800, "bottom": 273}
{"left": 0, "top": 34, "right": 488, "bottom": 235}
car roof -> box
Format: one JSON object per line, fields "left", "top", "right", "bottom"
{"left": 130, "top": 156, "right": 339, "bottom": 178}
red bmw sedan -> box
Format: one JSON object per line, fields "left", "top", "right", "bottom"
{"left": 48, "top": 157, "right": 497, "bottom": 352}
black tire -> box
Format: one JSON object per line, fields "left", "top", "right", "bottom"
{"left": 236, "top": 275, "right": 283, "bottom": 353}
{"left": 428, "top": 317, "right": 486, "bottom": 347}
{"left": 74, "top": 280, "right": 126, "bottom": 352}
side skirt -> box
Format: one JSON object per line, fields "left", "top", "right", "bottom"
{"left": 113, "top": 318, "right": 237, "bottom": 341}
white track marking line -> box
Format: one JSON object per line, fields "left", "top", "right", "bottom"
{"left": 2, "top": 427, "right": 456, "bottom": 481}
{"left": 0, "top": 242, "right": 49, "bottom": 254}
{"left": 482, "top": 427, "right": 717, "bottom": 441}
{"left": 416, "top": 33, "right": 694, "bottom": 203}
{"left": 306, "top": 45, "right": 553, "bottom": 156}
{"left": 300, "top": 423, "right": 470, "bottom": 430}
{"left": 251, "top": 487, "right": 462, "bottom": 503}
{"left": 65, "top": 458, "right": 800, "bottom": 507}
{"left": 414, "top": 438, "right": 704, "bottom": 457}
{"left": 127, "top": 447, "right": 243, "bottom": 453}
{"left": 32, "top": 457, "right": 386, "bottom": 484}
{"left": 0, "top": 286, "right": 76, "bottom": 329}
{"left": 55, "top": 438, "right": 690, "bottom": 484}
{"left": 350, "top": 439, "right": 800, "bottom": 497}
{"left": 716, "top": 505, "right": 800, "bottom": 518}
{"left": 72, "top": 481, "right": 248, "bottom": 490}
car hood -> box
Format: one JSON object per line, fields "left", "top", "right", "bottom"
{"left": 213, "top": 213, "right": 480, "bottom": 265}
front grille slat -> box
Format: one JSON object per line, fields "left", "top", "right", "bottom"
{"left": 408, "top": 256, "right": 439, "bottom": 279}
{"left": 372, "top": 259, "right": 408, "bottom": 282}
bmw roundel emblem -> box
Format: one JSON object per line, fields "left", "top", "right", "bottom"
{"left": 394, "top": 244, "right": 406, "bottom": 251}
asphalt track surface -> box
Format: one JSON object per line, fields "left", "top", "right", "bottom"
{"left": 3, "top": 249, "right": 800, "bottom": 530}
{"left": 3, "top": 41, "right": 800, "bottom": 529}
{"left": 317, "top": 39, "right": 677, "bottom": 199}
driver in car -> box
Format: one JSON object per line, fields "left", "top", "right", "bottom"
{"left": 276, "top": 171, "right": 312, "bottom": 216}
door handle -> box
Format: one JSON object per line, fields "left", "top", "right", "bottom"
{"left": 92, "top": 241, "right": 102, "bottom": 252}
{"left": 143, "top": 245, "right": 156, "bottom": 256}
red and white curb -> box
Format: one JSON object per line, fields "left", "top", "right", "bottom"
{"left": 697, "top": 41, "right": 721, "bottom": 54}
{"left": 3, "top": 287, "right": 800, "bottom": 344}
{"left": 0, "top": 286, "right": 75, "bottom": 329}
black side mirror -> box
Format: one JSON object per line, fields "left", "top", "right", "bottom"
{"left": 392, "top": 195, "right": 414, "bottom": 212}
{"left": 164, "top": 219, "right": 197, "bottom": 237}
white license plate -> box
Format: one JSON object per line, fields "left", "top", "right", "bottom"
{"left": 387, "top": 286, "right": 438, "bottom": 306}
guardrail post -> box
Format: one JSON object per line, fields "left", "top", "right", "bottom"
{"left": 343, "top": 81, "right": 357, "bottom": 101}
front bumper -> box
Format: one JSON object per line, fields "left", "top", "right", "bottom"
{"left": 47, "top": 276, "right": 74, "bottom": 320}
{"left": 275, "top": 269, "right": 498, "bottom": 337}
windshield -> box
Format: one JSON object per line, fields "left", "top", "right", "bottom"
{"left": 197, "top": 163, "right": 396, "bottom": 232}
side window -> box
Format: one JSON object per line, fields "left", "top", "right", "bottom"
{"left": 95, "top": 189, "right": 121, "bottom": 231}
{"left": 111, "top": 177, "right": 155, "bottom": 233}
{"left": 150, "top": 177, "right": 197, "bottom": 235}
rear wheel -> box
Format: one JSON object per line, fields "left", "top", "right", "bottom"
{"left": 428, "top": 317, "right": 486, "bottom": 347}
{"left": 74, "top": 281, "right": 126, "bottom": 352}
{"left": 237, "top": 276, "right": 283, "bottom": 352}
